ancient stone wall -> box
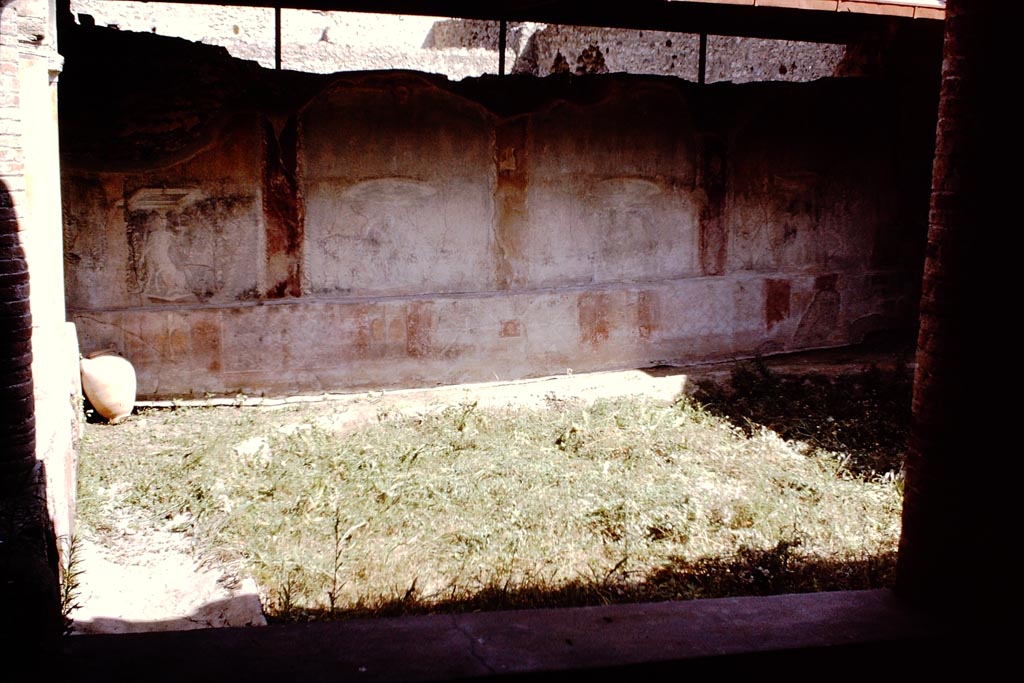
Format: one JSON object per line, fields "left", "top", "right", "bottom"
{"left": 60, "top": 25, "right": 934, "bottom": 399}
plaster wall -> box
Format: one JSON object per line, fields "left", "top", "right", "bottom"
{"left": 17, "top": 4, "right": 82, "bottom": 544}
{"left": 1, "top": 0, "right": 71, "bottom": 644}
{"left": 65, "top": 119, "right": 267, "bottom": 309}
{"left": 4, "top": 0, "right": 80, "bottom": 541}
{"left": 61, "top": 30, "right": 931, "bottom": 399}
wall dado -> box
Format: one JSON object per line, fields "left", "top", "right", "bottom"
{"left": 61, "top": 29, "right": 931, "bottom": 399}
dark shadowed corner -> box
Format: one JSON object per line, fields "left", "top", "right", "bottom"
{"left": 0, "top": 177, "right": 62, "bottom": 658}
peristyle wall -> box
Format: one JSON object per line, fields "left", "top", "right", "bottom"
{"left": 60, "top": 26, "right": 934, "bottom": 399}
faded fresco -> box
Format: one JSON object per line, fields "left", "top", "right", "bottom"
{"left": 125, "top": 191, "right": 261, "bottom": 304}
{"left": 61, "top": 44, "right": 932, "bottom": 398}
{"left": 301, "top": 80, "right": 497, "bottom": 296}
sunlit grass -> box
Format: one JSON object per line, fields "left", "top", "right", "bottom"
{"left": 77, "top": 365, "right": 909, "bottom": 622}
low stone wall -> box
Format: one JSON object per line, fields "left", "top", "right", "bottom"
{"left": 70, "top": 272, "right": 909, "bottom": 398}
{"left": 60, "top": 26, "right": 933, "bottom": 399}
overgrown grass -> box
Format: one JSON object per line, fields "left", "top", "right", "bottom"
{"left": 77, "top": 365, "right": 909, "bottom": 622}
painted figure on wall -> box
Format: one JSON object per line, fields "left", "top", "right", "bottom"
{"left": 139, "top": 214, "right": 193, "bottom": 302}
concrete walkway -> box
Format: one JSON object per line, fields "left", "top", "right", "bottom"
{"left": 58, "top": 589, "right": 963, "bottom": 680}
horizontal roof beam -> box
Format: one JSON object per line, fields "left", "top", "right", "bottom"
{"left": 98, "top": 0, "right": 943, "bottom": 44}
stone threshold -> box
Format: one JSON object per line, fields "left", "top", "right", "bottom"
{"left": 57, "top": 589, "right": 965, "bottom": 680}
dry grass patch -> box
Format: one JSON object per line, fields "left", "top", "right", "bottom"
{"left": 77, "top": 365, "right": 909, "bottom": 622}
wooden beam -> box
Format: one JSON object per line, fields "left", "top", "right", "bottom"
{"left": 758, "top": 0, "right": 838, "bottom": 11}
{"left": 838, "top": 1, "right": 915, "bottom": 17}
{"left": 498, "top": 18, "right": 506, "bottom": 75}
{"left": 914, "top": 6, "right": 945, "bottom": 20}
{"left": 274, "top": 6, "right": 281, "bottom": 70}
{"left": 698, "top": 32, "right": 707, "bottom": 83}
{"left": 98, "top": 0, "right": 943, "bottom": 44}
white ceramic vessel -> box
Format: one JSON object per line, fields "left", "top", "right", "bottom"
{"left": 80, "top": 350, "right": 137, "bottom": 423}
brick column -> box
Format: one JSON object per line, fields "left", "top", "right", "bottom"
{"left": 0, "top": 0, "right": 62, "bottom": 654}
{"left": 1, "top": 0, "right": 33, "bottom": 487}
{"left": 896, "top": 0, "right": 997, "bottom": 622}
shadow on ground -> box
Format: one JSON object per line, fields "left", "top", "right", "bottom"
{"left": 687, "top": 359, "right": 913, "bottom": 479}
{"left": 263, "top": 547, "right": 898, "bottom": 624}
